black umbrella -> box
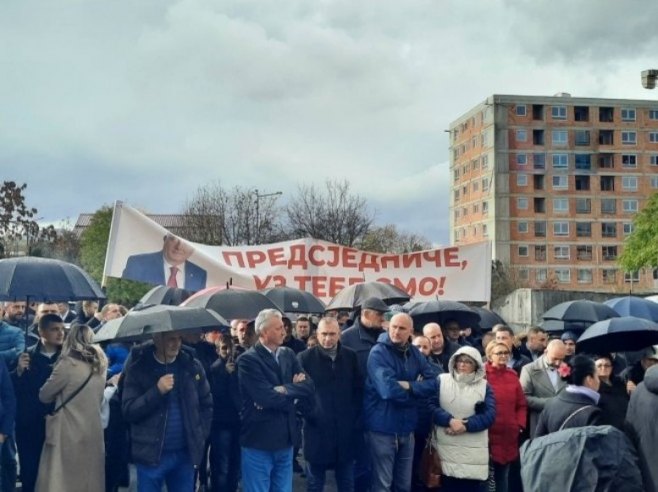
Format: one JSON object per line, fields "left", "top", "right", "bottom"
{"left": 406, "top": 300, "right": 481, "bottom": 331}
{"left": 540, "top": 319, "right": 591, "bottom": 336}
{"left": 137, "top": 285, "right": 193, "bottom": 307}
{"left": 182, "top": 287, "right": 281, "bottom": 320}
{"left": 576, "top": 317, "right": 658, "bottom": 354}
{"left": 325, "top": 281, "right": 411, "bottom": 311}
{"left": 471, "top": 307, "right": 506, "bottom": 332}
{"left": 0, "top": 256, "right": 105, "bottom": 302}
{"left": 94, "top": 304, "right": 229, "bottom": 343}
{"left": 541, "top": 300, "right": 619, "bottom": 324}
{"left": 261, "top": 286, "right": 326, "bottom": 314}
{"left": 604, "top": 296, "right": 658, "bottom": 322}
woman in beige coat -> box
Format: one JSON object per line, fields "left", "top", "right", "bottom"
{"left": 36, "top": 323, "right": 108, "bottom": 492}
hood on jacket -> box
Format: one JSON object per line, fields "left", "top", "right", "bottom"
{"left": 644, "top": 364, "right": 658, "bottom": 394}
{"left": 448, "top": 345, "right": 485, "bottom": 383}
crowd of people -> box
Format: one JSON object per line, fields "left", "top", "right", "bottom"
{"left": 0, "top": 297, "right": 656, "bottom": 492}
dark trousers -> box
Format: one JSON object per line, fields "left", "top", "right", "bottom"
{"left": 306, "top": 461, "right": 354, "bottom": 492}
{"left": 210, "top": 428, "right": 241, "bottom": 492}
{"left": 16, "top": 426, "right": 42, "bottom": 492}
{"left": 353, "top": 432, "right": 371, "bottom": 492}
{"left": 441, "top": 476, "right": 485, "bottom": 492}
{"left": 1, "top": 437, "right": 17, "bottom": 492}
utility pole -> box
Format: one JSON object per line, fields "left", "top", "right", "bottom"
{"left": 253, "top": 189, "right": 283, "bottom": 244}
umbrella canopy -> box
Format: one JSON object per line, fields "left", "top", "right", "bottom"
{"left": 541, "top": 300, "right": 619, "bottom": 324}
{"left": 137, "top": 285, "right": 193, "bottom": 307}
{"left": 0, "top": 256, "right": 105, "bottom": 302}
{"left": 645, "top": 295, "right": 658, "bottom": 304}
{"left": 576, "top": 316, "right": 658, "bottom": 354}
{"left": 604, "top": 296, "right": 658, "bottom": 322}
{"left": 182, "top": 287, "right": 281, "bottom": 320}
{"left": 539, "top": 319, "right": 591, "bottom": 335}
{"left": 94, "top": 304, "right": 229, "bottom": 343}
{"left": 325, "top": 281, "right": 411, "bottom": 311}
{"left": 470, "top": 306, "right": 506, "bottom": 332}
{"left": 261, "top": 286, "right": 325, "bottom": 314}
{"left": 406, "top": 300, "right": 481, "bottom": 331}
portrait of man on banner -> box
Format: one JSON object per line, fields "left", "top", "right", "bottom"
{"left": 122, "top": 233, "right": 207, "bottom": 291}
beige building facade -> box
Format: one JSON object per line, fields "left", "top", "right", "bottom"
{"left": 449, "top": 94, "right": 658, "bottom": 293}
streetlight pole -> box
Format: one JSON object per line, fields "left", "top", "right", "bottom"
{"left": 253, "top": 189, "right": 283, "bottom": 244}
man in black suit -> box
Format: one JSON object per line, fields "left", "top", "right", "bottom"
{"left": 122, "top": 233, "right": 207, "bottom": 291}
{"left": 237, "top": 309, "right": 314, "bottom": 492}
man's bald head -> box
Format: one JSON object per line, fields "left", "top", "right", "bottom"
{"left": 423, "top": 322, "right": 444, "bottom": 354}
{"left": 545, "top": 339, "right": 567, "bottom": 368}
{"left": 388, "top": 313, "right": 413, "bottom": 345}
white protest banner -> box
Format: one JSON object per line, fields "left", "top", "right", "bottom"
{"left": 103, "top": 202, "right": 492, "bottom": 303}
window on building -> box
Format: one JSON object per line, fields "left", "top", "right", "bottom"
{"left": 599, "top": 129, "right": 614, "bottom": 145}
{"left": 471, "top": 159, "right": 480, "bottom": 171}
{"left": 533, "top": 105, "right": 544, "bottom": 120}
{"left": 517, "top": 174, "right": 528, "bottom": 186}
{"left": 649, "top": 132, "right": 658, "bottom": 143}
{"left": 600, "top": 176, "right": 615, "bottom": 192}
{"left": 575, "top": 154, "right": 592, "bottom": 169}
{"left": 518, "top": 245, "right": 529, "bottom": 257}
{"left": 622, "top": 154, "right": 637, "bottom": 168}
{"left": 574, "top": 106, "right": 589, "bottom": 122}
{"left": 533, "top": 175, "right": 545, "bottom": 190}
{"left": 482, "top": 224, "right": 488, "bottom": 237}
{"left": 482, "top": 178, "right": 489, "bottom": 191}
{"left": 533, "top": 153, "right": 546, "bottom": 169}
{"left": 602, "top": 245, "right": 618, "bottom": 261}
{"left": 598, "top": 153, "right": 614, "bottom": 168}
{"left": 453, "top": 169, "right": 460, "bottom": 182}
{"left": 621, "top": 108, "right": 636, "bottom": 121}
{"left": 516, "top": 129, "right": 527, "bottom": 142}
{"left": 552, "top": 153, "right": 568, "bottom": 168}
{"left": 651, "top": 176, "right": 658, "bottom": 189}
{"left": 599, "top": 107, "right": 614, "bottom": 122}
{"left": 533, "top": 129, "right": 545, "bottom": 145}
{"left": 552, "top": 175, "right": 568, "bottom": 189}
{"left": 575, "top": 175, "right": 590, "bottom": 191}
{"left": 554, "top": 246, "right": 570, "bottom": 259}
{"left": 517, "top": 197, "right": 528, "bottom": 210}
{"left": 552, "top": 106, "right": 567, "bottom": 119}
{"left": 621, "top": 131, "right": 637, "bottom": 144}
{"left": 454, "top": 190, "right": 460, "bottom": 202}
{"left": 535, "top": 245, "right": 546, "bottom": 261}
{"left": 622, "top": 176, "right": 638, "bottom": 191}
{"left": 482, "top": 155, "right": 489, "bottom": 169}
{"left": 535, "top": 269, "right": 547, "bottom": 283}
{"left": 601, "top": 222, "right": 617, "bottom": 238}
{"left": 516, "top": 105, "right": 527, "bottom": 116}
{"left": 516, "top": 153, "right": 527, "bottom": 165}
{"left": 553, "top": 198, "right": 569, "bottom": 213}
{"left": 534, "top": 221, "right": 546, "bottom": 237}
{"left": 577, "top": 222, "right": 592, "bottom": 237}
{"left": 482, "top": 201, "right": 489, "bottom": 215}
{"left": 454, "top": 209, "right": 460, "bottom": 220}
{"left": 518, "top": 268, "right": 529, "bottom": 281}
{"left": 553, "top": 221, "right": 569, "bottom": 236}
{"left": 576, "top": 198, "right": 591, "bottom": 214}
{"left": 624, "top": 271, "right": 640, "bottom": 283}
{"left": 472, "top": 182, "right": 479, "bottom": 192}
{"left": 650, "top": 155, "right": 658, "bottom": 166}
{"left": 601, "top": 198, "right": 617, "bottom": 214}
{"left": 552, "top": 130, "right": 568, "bottom": 145}
{"left": 602, "top": 269, "right": 617, "bottom": 283}
{"left": 623, "top": 199, "right": 639, "bottom": 213}
{"left": 577, "top": 269, "right": 593, "bottom": 283}
{"left": 534, "top": 197, "right": 546, "bottom": 213}
{"left": 649, "top": 110, "right": 658, "bottom": 120}
{"left": 623, "top": 222, "right": 634, "bottom": 235}
{"left": 472, "top": 203, "right": 479, "bottom": 214}
{"left": 576, "top": 245, "right": 593, "bottom": 260}
{"left": 555, "top": 268, "right": 571, "bottom": 283}
{"left": 575, "top": 130, "right": 590, "bottom": 146}
{"left": 518, "top": 221, "right": 528, "bottom": 233}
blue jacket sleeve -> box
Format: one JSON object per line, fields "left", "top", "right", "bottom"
{"left": 465, "top": 384, "right": 496, "bottom": 432}
{"left": 367, "top": 345, "right": 411, "bottom": 402}
{"left": 429, "top": 377, "right": 454, "bottom": 427}
{"left": 0, "top": 360, "right": 15, "bottom": 436}
{"left": 409, "top": 353, "right": 439, "bottom": 398}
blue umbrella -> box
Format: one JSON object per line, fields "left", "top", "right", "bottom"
{"left": 604, "top": 296, "right": 658, "bottom": 322}
{"left": 576, "top": 316, "right": 658, "bottom": 354}
{"left": 541, "top": 300, "right": 619, "bottom": 324}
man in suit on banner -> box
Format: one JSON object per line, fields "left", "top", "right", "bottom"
{"left": 123, "top": 233, "right": 207, "bottom": 291}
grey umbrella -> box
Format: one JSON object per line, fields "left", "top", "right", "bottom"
{"left": 93, "top": 304, "right": 229, "bottom": 343}
{"left": 325, "top": 281, "right": 411, "bottom": 311}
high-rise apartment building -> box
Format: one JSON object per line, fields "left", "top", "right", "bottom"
{"left": 449, "top": 94, "right": 658, "bottom": 293}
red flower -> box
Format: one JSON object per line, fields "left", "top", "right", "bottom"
{"left": 557, "top": 362, "right": 571, "bottom": 380}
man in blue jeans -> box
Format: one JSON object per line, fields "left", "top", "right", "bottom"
{"left": 122, "top": 331, "right": 213, "bottom": 492}
{"left": 238, "top": 309, "right": 314, "bottom": 492}
{"left": 365, "top": 313, "right": 438, "bottom": 492}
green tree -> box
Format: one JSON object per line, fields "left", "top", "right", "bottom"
{"left": 80, "top": 205, "right": 151, "bottom": 306}
{"left": 619, "top": 192, "right": 658, "bottom": 273}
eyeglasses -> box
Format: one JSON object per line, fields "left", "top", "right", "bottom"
{"left": 492, "top": 351, "right": 510, "bottom": 356}
{"left": 595, "top": 363, "right": 612, "bottom": 368}
{"left": 456, "top": 358, "right": 475, "bottom": 365}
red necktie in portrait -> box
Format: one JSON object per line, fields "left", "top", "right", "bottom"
{"left": 167, "top": 266, "right": 179, "bottom": 288}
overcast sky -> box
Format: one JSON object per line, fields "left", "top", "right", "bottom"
{"left": 2, "top": 0, "right": 658, "bottom": 245}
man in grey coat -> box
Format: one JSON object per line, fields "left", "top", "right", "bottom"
{"left": 625, "top": 363, "right": 658, "bottom": 492}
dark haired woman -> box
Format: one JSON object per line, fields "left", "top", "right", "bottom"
{"left": 534, "top": 355, "right": 601, "bottom": 437}
{"left": 595, "top": 354, "right": 629, "bottom": 429}
{"left": 36, "top": 324, "right": 108, "bottom": 492}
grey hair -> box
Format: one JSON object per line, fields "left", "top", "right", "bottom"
{"left": 255, "top": 309, "right": 282, "bottom": 336}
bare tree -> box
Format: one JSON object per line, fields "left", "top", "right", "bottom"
{"left": 359, "top": 224, "right": 432, "bottom": 253}
{"left": 285, "top": 180, "right": 373, "bottom": 246}
{"left": 182, "top": 182, "right": 283, "bottom": 245}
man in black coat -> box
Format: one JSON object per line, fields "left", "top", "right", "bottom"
{"left": 12, "top": 314, "right": 64, "bottom": 492}
{"left": 122, "top": 332, "right": 213, "bottom": 491}
{"left": 237, "top": 309, "right": 314, "bottom": 492}
{"left": 298, "top": 317, "right": 361, "bottom": 492}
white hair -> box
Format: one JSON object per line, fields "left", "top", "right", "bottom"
{"left": 255, "top": 309, "right": 282, "bottom": 336}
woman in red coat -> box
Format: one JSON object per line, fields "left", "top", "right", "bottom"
{"left": 485, "top": 341, "right": 527, "bottom": 492}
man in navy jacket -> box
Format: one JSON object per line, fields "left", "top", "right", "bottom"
{"left": 237, "top": 309, "right": 314, "bottom": 492}
{"left": 365, "top": 313, "right": 438, "bottom": 492}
